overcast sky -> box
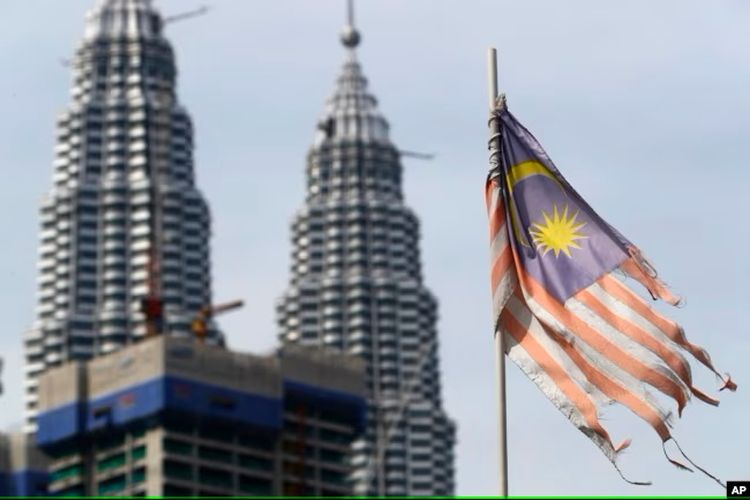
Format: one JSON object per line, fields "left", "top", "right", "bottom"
{"left": 1, "top": 0, "right": 748, "bottom": 495}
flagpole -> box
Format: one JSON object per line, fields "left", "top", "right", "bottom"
{"left": 488, "top": 46, "right": 509, "bottom": 497}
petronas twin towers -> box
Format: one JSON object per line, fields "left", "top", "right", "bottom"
{"left": 25, "top": 0, "right": 455, "bottom": 495}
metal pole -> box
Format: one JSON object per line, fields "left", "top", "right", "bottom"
{"left": 488, "top": 48, "right": 499, "bottom": 112}
{"left": 487, "top": 47, "right": 509, "bottom": 497}
{"left": 347, "top": 0, "right": 354, "bottom": 27}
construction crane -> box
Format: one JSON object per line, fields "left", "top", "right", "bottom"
{"left": 399, "top": 150, "right": 436, "bottom": 161}
{"left": 164, "top": 5, "right": 210, "bottom": 25}
{"left": 191, "top": 300, "right": 244, "bottom": 343}
{"left": 140, "top": 143, "right": 164, "bottom": 338}
{"left": 141, "top": 98, "right": 168, "bottom": 339}
{"left": 141, "top": 244, "right": 164, "bottom": 338}
{"left": 138, "top": 7, "right": 210, "bottom": 340}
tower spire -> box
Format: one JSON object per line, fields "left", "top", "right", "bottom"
{"left": 279, "top": 0, "right": 456, "bottom": 493}
{"left": 340, "top": 0, "right": 361, "bottom": 49}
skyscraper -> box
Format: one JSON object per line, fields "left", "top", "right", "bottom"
{"left": 24, "top": 0, "right": 220, "bottom": 432}
{"left": 276, "top": 6, "right": 456, "bottom": 495}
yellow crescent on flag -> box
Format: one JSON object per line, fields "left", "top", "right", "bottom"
{"left": 504, "top": 161, "right": 565, "bottom": 247}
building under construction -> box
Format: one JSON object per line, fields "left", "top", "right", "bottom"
{"left": 36, "top": 336, "right": 366, "bottom": 497}
{"left": 0, "top": 431, "right": 48, "bottom": 496}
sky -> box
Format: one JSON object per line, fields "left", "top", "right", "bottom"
{"left": 1, "top": 0, "right": 749, "bottom": 495}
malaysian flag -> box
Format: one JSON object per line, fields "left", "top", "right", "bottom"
{"left": 486, "top": 103, "right": 736, "bottom": 484}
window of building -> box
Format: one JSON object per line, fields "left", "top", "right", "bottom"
{"left": 198, "top": 445, "right": 232, "bottom": 464}
{"left": 282, "top": 463, "right": 316, "bottom": 480}
{"left": 51, "top": 463, "right": 83, "bottom": 482}
{"left": 164, "top": 459, "right": 193, "bottom": 481}
{"left": 56, "top": 485, "right": 85, "bottom": 497}
{"left": 282, "top": 440, "right": 316, "bottom": 458}
{"left": 131, "top": 467, "right": 147, "bottom": 485}
{"left": 97, "top": 452, "right": 126, "bottom": 472}
{"left": 283, "top": 481, "right": 315, "bottom": 496}
{"left": 237, "top": 433, "right": 273, "bottom": 451}
{"left": 131, "top": 445, "right": 147, "bottom": 461}
{"left": 162, "top": 483, "right": 191, "bottom": 497}
{"left": 318, "top": 408, "right": 354, "bottom": 427}
{"left": 163, "top": 438, "right": 192, "bottom": 456}
{"left": 237, "top": 454, "right": 272, "bottom": 472}
{"left": 198, "top": 466, "right": 231, "bottom": 488}
{"left": 319, "top": 448, "right": 346, "bottom": 465}
{"left": 97, "top": 474, "right": 126, "bottom": 495}
{"left": 200, "top": 425, "right": 234, "bottom": 444}
{"left": 238, "top": 475, "right": 272, "bottom": 495}
{"left": 321, "top": 468, "right": 347, "bottom": 485}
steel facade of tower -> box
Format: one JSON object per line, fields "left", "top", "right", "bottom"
{"left": 24, "top": 0, "right": 220, "bottom": 432}
{"left": 276, "top": 16, "right": 456, "bottom": 496}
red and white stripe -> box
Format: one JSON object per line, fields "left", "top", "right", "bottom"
{"left": 486, "top": 178, "right": 516, "bottom": 321}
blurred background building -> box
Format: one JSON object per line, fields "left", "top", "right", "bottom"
{"left": 0, "top": 431, "right": 49, "bottom": 496}
{"left": 14, "top": 0, "right": 456, "bottom": 496}
{"left": 276, "top": 4, "right": 456, "bottom": 495}
{"left": 35, "top": 336, "right": 365, "bottom": 497}
{"left": 23, "top": 0, "right": 222, "bottom": 433}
